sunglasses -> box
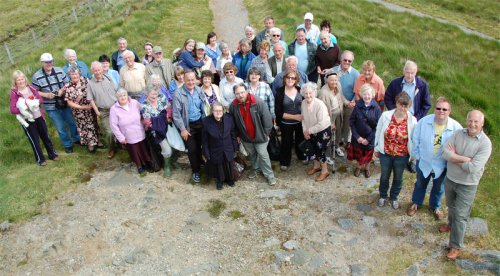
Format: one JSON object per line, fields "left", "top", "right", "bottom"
{"left": 343, "top": 59, "right": 353, "bottom": 63}
{"left": 225, "top": 70, "right": 234, "bottom": 74}
{"left": 435, "top": 107, "right": 449, "bottom": 111}
{"left": 272, "top": 34, "right": 280, "bottom": 37}
{"left": 285, "top": 76, "right": 296, "bottom": 80}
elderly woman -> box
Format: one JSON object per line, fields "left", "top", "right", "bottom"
{"left": 142, "top": 42, "right": 154, "bottom": 66}
{"left": 99, "top": 54, "right": 120, "bottom": 89}
{"left": 275, "top": 70, "right": 306, "bottom": 171}
{"left": 62, "top": 49, "right": 91, "bottom": 79}
{"left": 202, "top": 102, "right": 238, "bottom": 190}
{"left": 62, "top": 65, "right": 104, "bottom": 153}
{"left": 316, "top": 19, "right": 337, "bottom": 45}
{"left": 347, "top": 84, "right": 381, "bottom": 178}
{"left": 216, "top": 41, "right": 232, "bottom": 80}
{"left": 232, "top": 38, "right": 256, "bottom": 81}
{"left": 139, "top": 74, "right": 173, "bottom": 103}
{"left": 250, "top": 41, "right": 270, "bottom": 83}
{"left": 245, "top": 67, "right": 275, "bottom": 119}
{"left": 353, "top": 60, "right": 386, "bottom": 111}
{"left": 176, "top": 38, "right": 209, "bottom": 71}
{"left": 319, "top": 71, "right": 350, "bottom": 161}
{"left": 374, "top": 92, "right": 417, "bottom": 209}
{"left": 268, "top": 27, "right": 289, "bottom": 58}
{"left": 200, "top": 70, "right": 222, "bottom": 116}
{"left": 205, "top": 32, "right": 221, "bottom": 84}
{"left": 110, "top": 88, "right": 151, "bottom": 174}
{"left": 241, "top": 25, "right": 258, "bottom": 56}
{"left": 141, "top": 84, "right": 174, "bottom": 177}
{"left": 169, "top": 66, "right": 185, "bottom": 94}
{"left": 301, "top": 82, "right": 332, "bottom": 181}
{"left": 10, "top": 70, "right": 58, "bottom": 166}
{"left": 219, "top": 63, "right": 243, "bottom": 109}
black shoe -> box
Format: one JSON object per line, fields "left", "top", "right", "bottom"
{"left": 217, "top": 182, "right": 223, "bottom": 190}
{"left": 193, "top": 173, "right": 201, "bottom": 183}
{"left": 97, "top": 144, "right": 107, "bottom": 149}
{"left": 65, "top": 147, "right": 73, "bottom": 153}
{"left": 144, "top": 162, "right": 151, "bottom": 171}
{"left": 228, "top": 181, "right": 235, "bottom": 187}
{"left": 89, "top": 148, "right": 96, "bottom": 154}
{"left": 138, "top": 167, "right": 146, "bottom": 174}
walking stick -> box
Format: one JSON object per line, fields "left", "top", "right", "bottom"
{"left": 331, "top": 129, "right": 336, "bottom": 174}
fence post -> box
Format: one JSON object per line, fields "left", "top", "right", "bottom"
{"left": 31, "top": 29, "right": 40, "bottom": 48}
{"left": 5, "top": 43, "right": 14, "bottom": 65}
{"left": 88, "top": 0, "right": 93, "bottom": 15}
{"left": 72, "top": 7, "right": 79, "bottom": 23}
{"left": 52, "top": 17, "right": 60, "bottom": 36}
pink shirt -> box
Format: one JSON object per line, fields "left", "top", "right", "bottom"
{"left": 353, "top": 72, "right": 385, "bottom": 103}
{"left": 109, "top": 98, "right": 146, "bottom": 144}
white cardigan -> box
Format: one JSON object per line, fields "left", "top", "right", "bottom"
{"left": 374, "top": 109, "right": 417, "bottom": 157}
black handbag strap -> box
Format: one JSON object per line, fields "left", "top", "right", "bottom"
{"left": 360, "top": 108, "right": 377, "bottom": 130}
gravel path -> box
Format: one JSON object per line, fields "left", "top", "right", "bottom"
{"left": 209, "top": 0, "right": 249, "bottom": 51}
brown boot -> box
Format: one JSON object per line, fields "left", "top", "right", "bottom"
{"left": 447, "top": 248, "right": 460, "bottom": 260}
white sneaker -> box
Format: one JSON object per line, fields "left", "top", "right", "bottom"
{"left": 326, "top": 157, "right": 334, "bottom": 165}
{"left": 335, "top": 148, "right": 344, "bottom": 157}
{"left": 391, "top": 200, "right": 400, "bottom": 210}
{"left": 378, "top": 198, "right": 386, "bottom": 207}
{"left": 267, "top": 177, "right": 277, "bottom": 186}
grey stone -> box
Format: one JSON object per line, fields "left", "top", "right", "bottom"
{"left": 291, "top": 249, "right": 308, "bottom": 265}
{"left": 440, "top": 239, "right": 450, "bottom": 248}
{"left": 420, "top": 260, "right": 430, "bottom": 266}
{"left": 328, "top": 229, "right": 346, "bottom": 236}
{"left": 308, "top": 253, "right": 324, "bottom": 268}
{"left": 274, "top": 250, "right": 292, "bottom": 265}
{"left": 466, "top": 217, "right": 489, "bottom": 236}
{"left": 190, "top": 211, "right": 212, "bottom": 225}
{"left": 416, "top": 237, "right": 425, "bottom": 246}
{"left": 362, "top": 216, "right": 377, "bottom": 229}
{"left": 0, "top": 220, "right": 13, "bottom": 231}
{"left": 121, "top": 219, "right": 142, "bottom": 228}
{"left": 363, "top": 179, "right": 378, "bottom": 188}
{"left": 472, "top": 250, "right": 500, "bottom": 262}
{"left": 124, "top": 247, "right": 149, "bottom": 264}
{"left": 283, "top": 240, "right": 300, "bottom": 250}
{"left": 351, "top": 264, "right": 370, "bottom": 276}
{"left": 327, "top": 235, "right": 342, "bottom": 244}
{"left": 344, "top": 238, "right": 358, "bottom": 247}
{"left": 270, "top": 263, "right": 281, "bottom": 273}
{"left": 406, "top": 264, "right": 419, "bottom": 276}
{"left": 338, "top": 218, "right": 357, "bottom": 230}
{"left": 179, "top": 262, "right": 220, "bottom": 276}
{"left": 455, "top": 259, "right": 500, "bottom": 275}
{"left": 146, "top": 188, "right": 157, "bottom": 196}
{"left": 265, "top": 236, "right": 280, "bottom": 247}
{"left": 104, "top": 169, "right": 144, "bottom": 186}
{"left": 357, "top": 205, "right": 375, "bottom": 213}
{"left": 411, "top": 223, "right": 427, "bottom": 232}
{"left": 280, "top": 216, "right": 293, "bottom": 223}
{"left": 259, "top": 189, "right": 291, "bottom": 199}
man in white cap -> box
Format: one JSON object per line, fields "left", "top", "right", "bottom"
{"left": 32, "top": 53, "right": 80, "bottom": 153}
{"left": 146, "top": 46, "right": 174, "bottom": 88}
{"left": 297, "top": 12, "right": 320, "bottom": 45}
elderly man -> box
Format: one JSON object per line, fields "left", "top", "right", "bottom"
{"left": 271, "top": 56, "right": 309, "bottom": 96}
{"left": 266, "top": 43, "right": 289, "bottom": 85}
{"left": 331, "top": 50, "right": 360, "bottom": 148}
{"left": 172, "top": 70, "right": 207, "bottom": 183}
{"left": 385, "top": 61, "right": 431, "bottom": 121}
{"left": 255, "top": 17, "right": 285, "bottom": 49}
{"left": 87, "top": 61, "right": 118, "bottom": 159}
{"left": 268, "top": 27, "right": 288, "bottom": 58}
{"left": 407, "top": 97, "right": 462, "bottom": 219}
{"left": 315, "top": 31, "right": 342, "bottom": 86}
{"left": 111, "top": 37, "right": 139, "bottom": 72}
{"left": 32, "top": 53, "right": 80, "bottom": 153}
{"left": 230, "top": 84, "right": 276, "bottom": 186}
{"left": 288, "top": 28, "right": 318, "bottom": 83}
{"left": 146, "top": 46, "right": 174, "bottom": 88}
{"left": 440, "top": 110, "right": 492, "bottom": 260}
{"left": 297, "top": 12, "right": 320, "bottom": 45}
{"left": 120, "top": 50, "right": 147, "bottom": 100}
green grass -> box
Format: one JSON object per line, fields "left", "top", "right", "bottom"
{"left": 206, "top": 199, "right": 227, "bottom": 218}
{"left": 228, "top": 210, "right": 245, "bottom": 220}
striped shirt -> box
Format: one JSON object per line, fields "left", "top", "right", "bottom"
{"left": 32, "top": 67, "right": 69, "bottom": 110}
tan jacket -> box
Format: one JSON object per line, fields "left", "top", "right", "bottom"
{"left": 318, "top": 83, "right": 349, "bottom": 125}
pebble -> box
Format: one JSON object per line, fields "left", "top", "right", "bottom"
{"left": 344, "top": 237, "right": 358, "bottom": 247}
{"left": 283, "top": 240, "right": 300, "bottom": 250}
{"left": 291, "top": 249, "right": 308, "bottom": 265}
{"left": 351, "top": 264, "right": 370, "bottom": 276}
{"left": 357, "top": 205, "right": 375, "bottom": 213}
{"left": 308, "top": 253, "right": 324, "bottom": 268}
{"left": 264, "top": 236, "right": 280, "bottom": 247}
{"left": 338, "top": 218, "right": 357, "bottom": 230}
{"left": 411, "top": 223, "right": 427, "bottom": 232}
{"left": 406, "top": 264, "right": 419, "bottom": 276}
{"left": 274, "top": 250, "right": 292, "bottom": 265}
{"left": 259, "top": 189, "right": 291, "bottom": 199}
{"left": 362, "top": 216, "right": 377, "bottom": 229}
{"left": 466, "top": 217, "right": 489, "bottom": 236}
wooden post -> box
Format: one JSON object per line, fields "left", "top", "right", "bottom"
{"left": 52, "top": 17, "right": 60, "bottom": 36}
{"left": 31, "top": 29, "right": 40, "bottom": 48}
{"left": 72, "top": 7, "right": 79, "bottom": 23}
{"left": 5, "top": 43, "right": 14, "bottom": 64}
{"left": 88, "top": 0, "right": 93, "bottom": 15}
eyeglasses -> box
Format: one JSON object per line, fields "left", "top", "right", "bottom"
{"left": 285, "top": 76, "right": 296, "bottom": 80}
{"left": 272, "top": 34, "right": 280, "bottom": 37}
{"left": 435, "top": 107, "right": 449, "bottom": 111}
{"left": 343, "top": 59, "right": 353, "bottom": 63}
{"left": 225, "top": 70, "right": 234, "bottom": 74}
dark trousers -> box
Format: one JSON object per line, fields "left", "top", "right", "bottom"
{"left": 307, "top": 71, "right": 319, "bottom": 84}
{"left": 23, "top": 117, "right": 58, "bottom": 164}
{"left": 185, "top": 119, "right": 203, "bottom": 173}
{"left": 280, "top": 122, "right": 305, "bottom": 166}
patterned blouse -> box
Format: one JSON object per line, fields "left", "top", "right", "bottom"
{"left": 205, "top": 86, "right": 219, "bottom": 107}
{"left": 140, "top": 93, "right": 170, "bottom": 119}
{"left": 64, "top": 77, "right": 90, "bottom": 106}
{"left": 384, "top": 115, "right": 409, "bottom": 156}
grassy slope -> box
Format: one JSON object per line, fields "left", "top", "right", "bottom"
{"left": 245, "top": 0, "right": 499, "bottom": 273}
{"left": 0, "top": 0, "right": 213, "bottom": 221}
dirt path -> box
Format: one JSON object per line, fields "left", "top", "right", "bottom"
{"left": 209, "top": 0, "right": 249, "bottom": 51}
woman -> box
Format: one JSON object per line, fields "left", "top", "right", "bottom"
{"left": 62, "top": 49, "right": 91, "bottom": 79}
{"left": 374, "top": 92, "right": 417, "bottom": 209}
{"left": 62, "top": 65, "right": 104, "bottom": 153}
{"left": 10, "top": 70, "right": 58, "bottom": 166}
{"left": 275, "top": 70, "right": 306, "bottom": 171}
{"left": 200, "top": 70, "right": 222, "bottom": 116}
{"left": 301, "top": 82, "right": 332, "bottom": 181}
{"left": 347, "top": 84, "right": 381, "bottom": 178}
{"left": 110, "top": 88, "right": 151, "bottom": 174}
{"left": 216, "top": 41, "right": 232, "bottom": 80}
{"left": 240, "top": 25, "right": 258, "bottom": 56}
{"left": 353, "top": 60, "right": 386, "bottom": 111}
{"left": 168, "top": 66, "right": 185, "bottom": 94}
{"left": 176, "top": 38, "right": 209, "bottom": 71}
{"left": 316, "top": 19, "right": 337, "bottom": 45}
{"left": 250, "top": 41, "right": 270, "bottom": 83}
{"left": 245, "top": 67, "right": 274, "bottom": 118}
{"left": 139, "top": 74, "right": 172, "bottom": 103}
{"left": 205, "top": 32, "right": 221, "bottom": 85}
{"left": 141, "top": 84, "right": 174, "bottom": 177}
{"left": 219, "top": 63, "right": 243, "bottom": 109}
{"left": 232, "top": 38, "right": 256, "bottom": 81}
{"left": 99, "top": 54, "right": 120, "bottom": 89}
{"left": 142, "top": 42, "right": 154, "bottom": 66}
{"left": 202, "top": 102, "right": 238, "bottom": 190}
{"left": 268, "top": 27, "right": 288, "bottom": 58}
{"left": 318, "top": 71, "right": 350, "bottom": 161}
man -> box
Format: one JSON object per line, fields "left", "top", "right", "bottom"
{"left": 266, "top": 43, "right": 289, "bottom": 84}
{"left": 288, "top": 28, "right": 318, "bottom": 83}
{"left": 119, "top": 50, "right": 147, "bottom": 100}
{"left": 385, "top": 60, "right": 431, "bottom": 121}
{"left": 146, "top": 46, "right": 174, "bottom": 88}
{"left": 315, "top": 31, "right": 342, "bottom": 86}
{"left": 407, "top": 97, "right": 462, "bottom": 220}
{"left": 440, "top": 110, "right": 492, "bottom": 260}
{"left": 331, "top": 50, "right": 360, "bottom": 148}
{"left": 268, "top": 28, "right": 288, "bottom": 58}
{"left": 172, "top": 70, "right": 207, "bottom": 183}
{"left": 255, "top": 17, "right": 285, "bottom": 49}
{"left": 111, "top": 37, "right": 139, "bottom": 72}
{"left": 271, "top": 56, "right": 308, "bottom": 96}
{"left": 297, "top": 12, "right": 320, "bottom": 45}
{"left": 32, "top": 53, "right": 80, "bottom": 153}
{"left": 230, "top": 84, "right": 276, "bottom": 186}
{"left": 87, "top": 61, "right": 118, "bottom": 159}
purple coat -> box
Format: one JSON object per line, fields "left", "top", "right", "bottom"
{"left": 10, "top": 85, "right": 45, "bottom": 119}
{"left": 109, "top": 97, "right": 145, "bottom": 144}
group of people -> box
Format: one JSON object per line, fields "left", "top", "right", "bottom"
{"left": 10, "top": 12, "right": 492, "bottom": 261}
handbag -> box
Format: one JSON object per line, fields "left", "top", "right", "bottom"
{"left": 233, "top": 153, "right": 247, "bottom": 181}
{"left": 54, "top": 95, "right": 68, "bottom": 109}
{"left": 239, "top": 142, "right": 249, "bottom": 157}
{"left": 267, "top": 127, "right": 281, "bottom": 161}
{"left": 145, "top": 131, "right": 164, "bottom": 172}
{"left": 166, "top": 123, "right": 186, "bottom": 151}
{"left": 298, "top": 139, "right": 316, "bottom": 157}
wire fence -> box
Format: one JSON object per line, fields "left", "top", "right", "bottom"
{"left": 1, "top": 0, "right": 107, "bottom": 67}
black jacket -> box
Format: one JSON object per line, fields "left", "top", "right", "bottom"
{"left": 202, "top": 114, "right": 238, "bottom": 164}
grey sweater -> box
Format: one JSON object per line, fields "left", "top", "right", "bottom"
{"left": 441, "top": 129, "right": 492, "bottom": 185}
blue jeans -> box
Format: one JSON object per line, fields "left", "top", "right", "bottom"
{"left": 411, "top": 161, "right": 446, "bottom": 209}
{"left": 45, "top": 107, "right": 80, "bottom": 148}
{"left": 379, "top": 153, "right": 409, "bottom": 201}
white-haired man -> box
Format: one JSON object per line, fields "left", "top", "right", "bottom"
{"left": 112, "top": 37, "right": 140, "bottom": 72}
{"left": 119, "top": 50, "right": 147, "bottom": 100}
